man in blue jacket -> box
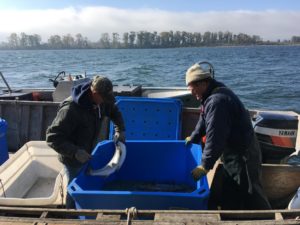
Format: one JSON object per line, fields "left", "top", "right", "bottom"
{"left": 185, "top": 62, "right": 271, "bottom": 210}
{"left": 46, "top": 75, "right": 125, "bottom": 209}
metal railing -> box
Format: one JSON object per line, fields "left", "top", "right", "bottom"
{"left": 0, "top": 72, "right": 12, "bottom": 93}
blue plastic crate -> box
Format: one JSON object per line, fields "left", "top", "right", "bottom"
{"left": 0, "top": 118, "right": 8, "bottom": 165}
{"left": 110, "top": 97, "right": 182, "bottom": 140}
{"left": 68, "top": 140, "right": 209, "bottom": 210}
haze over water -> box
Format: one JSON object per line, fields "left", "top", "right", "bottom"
{"left": 0, "top": 45, "right": 299, "bottom": 112}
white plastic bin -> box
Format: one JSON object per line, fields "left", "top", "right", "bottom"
{"left": 0, "top": 141, "right": 67, "bottom": 206}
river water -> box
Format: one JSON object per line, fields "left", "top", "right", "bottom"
{"left": 0, "top": 45, "right": 299, "bottom": 112}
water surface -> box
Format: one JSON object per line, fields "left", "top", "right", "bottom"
{"left": 0, "top": 46, "right": 299, "bottom": 112}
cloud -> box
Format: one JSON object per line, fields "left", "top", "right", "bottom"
{"left": 0, "top": 6, "right": 299, "bottom": 42}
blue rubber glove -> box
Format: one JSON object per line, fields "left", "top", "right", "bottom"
{"left": 191, "top": 165, "right": 208, "bottom": 181}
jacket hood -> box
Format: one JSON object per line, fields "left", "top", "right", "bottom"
{"left": 71, "top": 80, "right": 94, "bottom": 108}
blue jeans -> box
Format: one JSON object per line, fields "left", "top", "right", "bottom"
{"left": 64, "top": 165, "right": 82, "bottom": 209}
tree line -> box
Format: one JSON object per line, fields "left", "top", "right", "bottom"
{"left": 1, "top": 31, "right": 300, "bottom": 50}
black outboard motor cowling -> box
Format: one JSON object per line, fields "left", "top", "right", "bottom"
{"left": 253, "top": 112, "right": 298, "bottom": 163}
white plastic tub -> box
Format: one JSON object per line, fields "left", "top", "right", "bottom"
{"left": 0, "top": 141, "right": 67, "bottom": 206}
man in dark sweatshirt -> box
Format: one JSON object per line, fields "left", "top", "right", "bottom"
{"left": 185, "top": 62, "right": 271, "bottom": 210}
{"left": 46, "top": 75, "right": 125, "bottom": 209}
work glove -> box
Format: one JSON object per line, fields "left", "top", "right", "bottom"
{"left": 191, "top": 165, "right": 208, "bottom": 181}
{"left": 75, "top": 149, "right": 91, "bottom": 164}
{"left": 114, "top": 131, "right": 126, "bottom": 143}
{"left": 185, "top": 136, "right": 192, "bottom": 145}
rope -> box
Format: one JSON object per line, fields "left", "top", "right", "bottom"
{"left": 0, "top": 179, "right": 6, "bottom": 198}
{"left": 59, "top": 173, "right": 64, "bottom": 207}
{"left": 125, "top": 207, "right": 137, "bottom": 225}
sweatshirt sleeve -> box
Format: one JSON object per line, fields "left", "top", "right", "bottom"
{"left": 189, "top": 113, "right": 206, "bottom": 144}
{"left": 103, "top": 103, "right": 125, "bottom": 132}
{"left": 201, "top": 97, "right": 231, "bottom": 170}
{"left": 46, "top": 104, "right": 80, "bottom": 158}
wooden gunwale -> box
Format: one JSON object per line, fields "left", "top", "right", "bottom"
{"left": 0, "top": 206, "right": 300, "bottom": 224}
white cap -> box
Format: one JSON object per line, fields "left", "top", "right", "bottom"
{"left": 185, "top": 63, "right": 212, "bottom": 86}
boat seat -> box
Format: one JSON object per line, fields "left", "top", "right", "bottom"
{"left": 52, "top": 78, "right": 90, "bottom": 102}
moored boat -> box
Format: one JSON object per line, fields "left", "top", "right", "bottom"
{"left": 0, "top": 72, "right": 299, "bottom": 224}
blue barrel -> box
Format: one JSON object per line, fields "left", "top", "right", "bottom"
{"left": 0, "top": 119, "right": 8, "bottom": 165}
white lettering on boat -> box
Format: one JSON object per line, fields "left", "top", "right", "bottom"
{"left": 278, "top": 130, "right": 296, "bottom": 136}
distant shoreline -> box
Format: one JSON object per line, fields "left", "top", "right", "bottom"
{"left": 1, "top": 43, "right": 300, "bottom": 51}
{"left": 2, "top": 31, "right": 300, "bottom": 50}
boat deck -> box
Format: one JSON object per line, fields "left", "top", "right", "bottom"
{"left": 0, "top": 87, "right": 299, "bottom": 224}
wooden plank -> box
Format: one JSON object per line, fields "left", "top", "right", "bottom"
{"left": 154, "top": 213, "right": 220, "bottom": 223}
{"left": 16, "top": 101, "right": 23, "bottom": 149}
{"left": 40, "top": 211, "right": 49, "bottom": 218}
{"left": 95, "top": 212, "right": 104, "bottom": 220}
{"left": 0, "top": 215, "right": 184, "bottom": 225}
{"left": 0, "top": 207, "right": 299, "bottom": 224}
{"left": 96, "top": 212, "right": 121, "bottom": 221}
{"left": 275, "top": 212, "right": 283, "bottom": 220}
{"left": 0, "top": 100, "right": 59, "bottom": 150}
{"left": 2, "top": 104, "right": 19, "bottom": 150}
{"left": 0, "top": 100, "right": 59, "bottom": 107}
{"left": 1, "top": 216, "right": 300, "bottom": 225}
{"left": 41, "top": 105, "right": 59, "bottom": 140}
{"left": 0, "top": 222, "right": 33, "bottom": 225}
{"left": 28, "top": 105, "right": 43, "bottom": 140}
{"left": 19, "top": 105, "right": 30, "bottom": 148}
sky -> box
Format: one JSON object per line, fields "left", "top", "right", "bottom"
{"left": 0, "top": 0, "right": 300, "bottom": 42}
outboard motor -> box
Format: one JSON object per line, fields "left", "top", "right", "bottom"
{"left": 253, "top": 112, "right": 298, "bottom": 163}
